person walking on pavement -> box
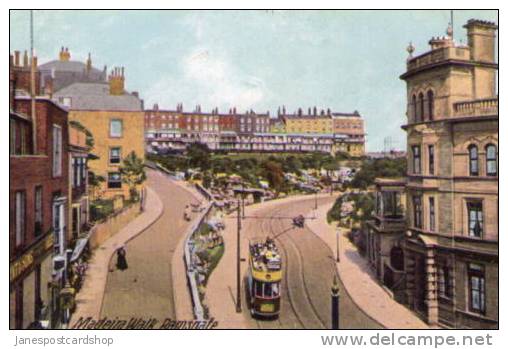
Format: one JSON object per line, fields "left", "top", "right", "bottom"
{"left": 116, "top": 246, "right": 128, "bottom": 271}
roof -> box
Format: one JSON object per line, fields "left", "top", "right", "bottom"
{"left": 331, "top": 112, "right": 361, "bottom": 118}
{"left": 53, "top": 82, "right": 142, "bottom": 111}
{"left": 39, "top": 60, "right": 103, "bottom": 75}
{"left": 282, "top": 114, "right": 332, "bottom": 119}
{"left": 39, "top": 60, "right": 106, "bottom": 92}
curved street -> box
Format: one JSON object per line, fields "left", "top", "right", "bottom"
{"left": 206, "top": 194, "right": 383, "bottom": 329}
{"left": 242, "top": 196, "right": 383, "bottom": 329}
{"left": 100, "top": 169, "right": 199, "bottom": 321}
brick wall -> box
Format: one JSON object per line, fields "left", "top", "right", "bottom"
{"left": 10, "top": 99, "right": 69, "bottom": 259}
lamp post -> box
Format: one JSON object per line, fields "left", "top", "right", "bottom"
{"left": 242, "top": 182, "right": 246, "bottom": 219}
{"left": 331, "top": 275, "right": 340, "bottom": 329}
{"left": 236, "top": 199, "right": 242, "bottom": 313}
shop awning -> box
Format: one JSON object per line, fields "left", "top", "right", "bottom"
{"left": 71, "top": 237, "right": 89, "bottom": 262}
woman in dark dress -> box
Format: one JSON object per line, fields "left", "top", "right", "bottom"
{"left": 116, "top": 246, "right": 128, "bottom": 271}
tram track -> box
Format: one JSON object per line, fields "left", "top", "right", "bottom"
{"left": 224, "top": 194, "right": 383, "bottom": 329}
{"left": 246, "top": 198, "right": 332, "bottom": 329}
{"left": 269, "top": 202, "right": 327, "bottom": 329}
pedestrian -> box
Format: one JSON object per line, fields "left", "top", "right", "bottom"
{"left": 116, "top": 246, "right": 128, "bottom": 271}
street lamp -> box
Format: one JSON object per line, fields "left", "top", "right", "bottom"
{"left": 236, "top": 199, "right": 242, "bottom": 313}
{"left": 241, "top": 182, "right": 246, "bottom": 219}
{"left": 331, "top": 275, "right": 340, "bottom": 329}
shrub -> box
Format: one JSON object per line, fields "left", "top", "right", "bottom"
{"left": 90, "top": 199, "right": 115, "bottom": 222}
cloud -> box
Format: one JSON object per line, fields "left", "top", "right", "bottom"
{"left": 145, "top": 46, "right": 267, "bottom": 112}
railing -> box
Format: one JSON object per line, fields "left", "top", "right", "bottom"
{"left": 195, "top": 183, "right": 214, "bottom": 202}
{"left": 373, "top": 214, "right": 406, "bottom": 232}
{"left": 183, "top": 202, "right": 213, "bottom": 320}
{"left": 453, "top": 98, "right": 498, "bottom": 117}
{"left": 407, "top": 46, "right": 470, "bottom": 71}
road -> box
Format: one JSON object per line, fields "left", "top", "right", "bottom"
{"left": 241, "top": 196, "right": 383, "bottom": 329}
{"left": 100, "top": 169, "right": 199, "bottom": 321}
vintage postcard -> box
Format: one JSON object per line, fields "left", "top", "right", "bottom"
{"left": 8, "top": 8, "right": 498, "bottom": 340}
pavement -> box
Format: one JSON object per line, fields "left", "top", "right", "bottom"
{"left": 306, "top": 203, "right": 430, "bottom": 329}
{"left": 99, "top": 170, "right": 203, "bottom": 323}
{"left": 70, "top": 182, "right": 164, "bottom": 328}
{"left": 168, "top": 178, "right": 208, "bottom": 321}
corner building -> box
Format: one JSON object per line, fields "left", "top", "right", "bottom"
{"left": 10, "top": 52, "right": 70, "bottom": 329}
{"left": 52, "top": 65, "right": 145, "bottom": 201}
{"left": 400, "top": 20, "right": 498, "bottom": 328}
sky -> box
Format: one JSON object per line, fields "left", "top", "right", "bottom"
{"left": 10, "top": 10, "right": 498, "bottom": 151}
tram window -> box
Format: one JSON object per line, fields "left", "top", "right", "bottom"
{"left": 264, "top": 282, "right": 280, "bottom": 297}
{"left": 255, "top": 281, "right": 263, "bottom": 297}
{"left": 272, "top": 283, "right": 280, "bottom": 296}
{"left": 265, "top": 284, "right": 273, "bottom": 297}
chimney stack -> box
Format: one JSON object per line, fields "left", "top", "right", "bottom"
{"left": 86, "top": 52, "right": 92, "bottom": 72}
{"left": 59, "top": 47, "right": 71, "bottom": 61}
{"left": 464, "top": 19, "right": 497, "bottom": 63}
{"left": 14, "top": 51, "right": 20, "bottom": 66}
{"left": 23, "top": 50, "right": 29, "bottom": 67}
{"left": 45, "top": 76, "right": 54, "bottom": 98}
{"left": 108, "top": 66, "right": 125, "bottom": 95}
{"left": 463, "top": 19, "right": 498, "bottom": 98}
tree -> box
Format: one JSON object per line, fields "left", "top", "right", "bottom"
{"left": 283, "top": 155, "right": 303, "bottom": 174}
{"left": 88, "top": 171, "right": 105, "bottom": 200}
{"left": 119, "top": 151, "right": 146, "bottom": 201}
{"left": 348, "top": 158, "right": 407, "bottom": 189}
{"left": 187, "top": 143, "right": 211, "bottom": 171}
{"left": 263, "top": 160, "right": 285, "bottom": 193}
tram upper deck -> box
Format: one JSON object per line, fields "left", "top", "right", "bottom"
{"left": 249, "top": 238, "right": 282, "bottom": 282}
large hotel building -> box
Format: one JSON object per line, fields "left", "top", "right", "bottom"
{"left": 365, "top": 19, "right": 498, "bottom": 329}
{"left": 145, "top": 104, "right": 365, "bottom": 157}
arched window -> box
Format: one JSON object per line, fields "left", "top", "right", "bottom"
{"left": 427, "top": 90, "right": 434, "bottom": 120}
{"left": 468, "top": 145, "right": 479, "bottom": 176}
{"left": 412, "top": 94, "right": 417, "bottom": 123}
{"left": 486, "top": 144, "right": 497, "bottom": 176}
{"left": 418, "top": 93, "right": 425, "bottom": 122}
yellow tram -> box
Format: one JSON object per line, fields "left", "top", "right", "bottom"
{"left": 247, "top": 237, "right": 282, "bottom": 318}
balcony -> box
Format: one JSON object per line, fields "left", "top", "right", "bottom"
{"left": 372, "top": 214, "right": 406, "bottom": 232}
{"left": 453, "top": 98, "right": 498, "bottom": 118}
{"left": 372, "top": 179, "right": 406, "bottom": 232}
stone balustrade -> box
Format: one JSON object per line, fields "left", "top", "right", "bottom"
{"left": 453, "top": 98, "right": 498, "bottom": 117}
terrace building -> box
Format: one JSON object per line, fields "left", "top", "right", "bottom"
{"left": 145, "top": 104, "right": 365, "bottom": 156}
{"left": 10, "top": 52, "right": 70, "bottom": 329}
